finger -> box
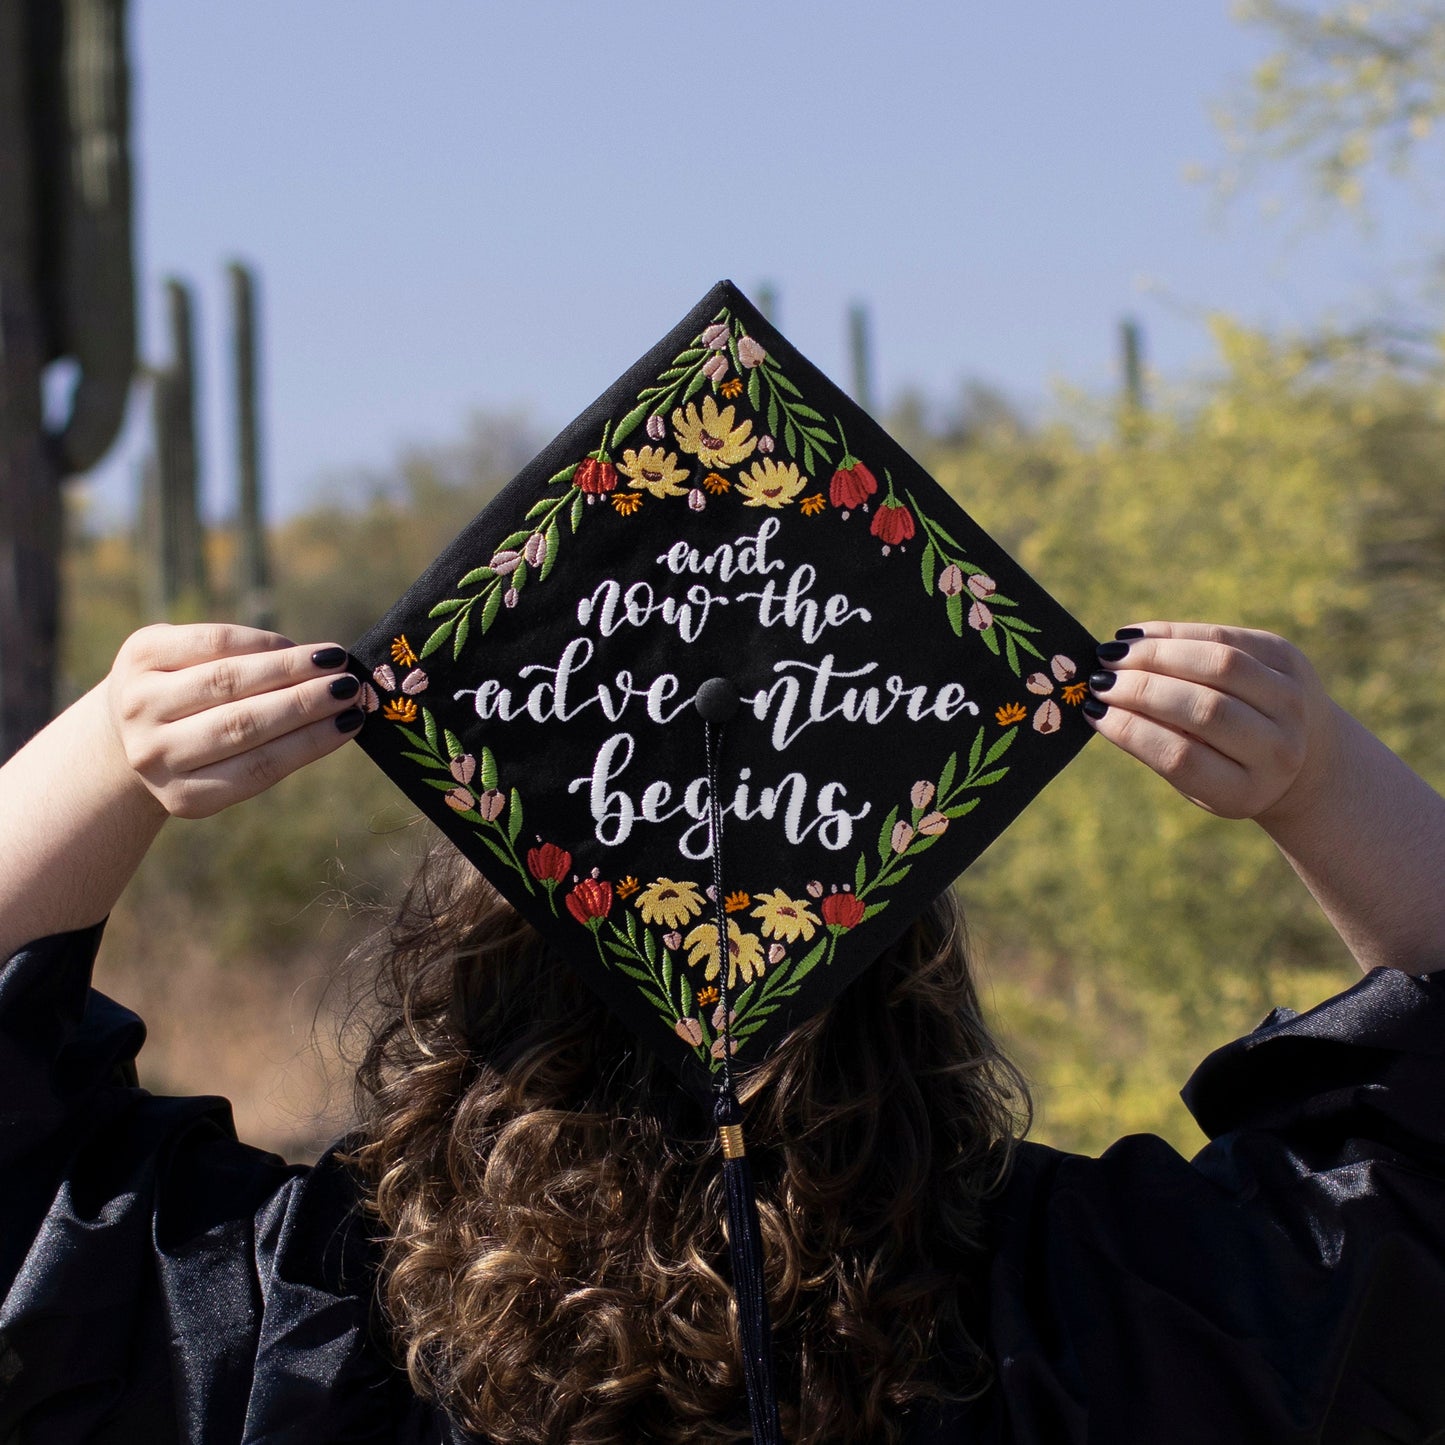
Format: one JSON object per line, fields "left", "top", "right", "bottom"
{"left": 155, "top": 673, "right": 364, "bottom": 772}
{"left": 1085, "top": 704, "right": 1256, "bottom": 817}
{"left": 166, "top": 709, "right": 365, "bottom": 819}
{"left": 1094, "top": 635, "right": 1298, "bottom": 723}
{"left": 147, "top": 642, "right": 351, "bottom": 724}
{"left": 122, "top": 622, "right": 296, "bottom": 673}
{"left": 1107, "top": 621, "right": 1299, "bottom": 674}
{"left": 1086, "top": 669, "right": 1282, "bottom": 770}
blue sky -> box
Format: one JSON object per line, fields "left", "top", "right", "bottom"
{"left": 79, "top": 1, "right": 1445, "bottom": 524}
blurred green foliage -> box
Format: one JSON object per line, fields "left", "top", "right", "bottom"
{"left": 62, "top": 340, "right": 1445, "bottom": 1156}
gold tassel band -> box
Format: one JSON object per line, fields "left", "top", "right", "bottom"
{"left": 718, "top": 1123, "right": 746, "bottom": 1159}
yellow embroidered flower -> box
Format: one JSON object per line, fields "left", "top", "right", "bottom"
{"left": 616, "top": 875, "right": 640, "bottom": 899}
{"left": 611, "top": 491, "right": 643, "bottom": 516}
{"left": 1061, "top": 681, "right": 1088, "bottom": 705}
{"left": 995, "top": 702, "right": 1027, "bottom": 726}
{"left": 636, "top": 877, "right": 705, "bottom": 930}
{"left": 750, "top": 889, "right": 820, "bottom": 945}
{"left": 800, "top": 493, "right": 826, "bottom": 516}
{"left": 720, "top": 377, "right": 744, "bottom": 399}
{"left": 703, "top": 472, "right": 731, "bottom": 495}
{"left": 684, "top": 919, "right": 768, "bottom": 988}
{"left": 671, "top": 395, "right": 756, "bottom": 468}
{"left": 382, "top": 698, "right": 418, "bottom": 723}
{"left": 736, "top": 458, "right": 807, "bottom": 509}
{"left": 390, "top": 635, "right": 417, "bottom": 667}
{"left": 617, "top": 445, "right": 689, "bottom": 499}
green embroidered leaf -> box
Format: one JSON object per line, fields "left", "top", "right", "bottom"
{"left": 767, "top": 396, "right": 779, "bottom": 436}
{"left": 421, "top": 776, "right": 460, "bottom": 792}
{"left": 541, "top": 523, "right": 560, "bottom": 581}
{"left": 876, "top": 803, "right": 900, "bottom": 863}
{"left": 943, "top": 799, "right": 980, "bottom": 820}
{"left": 941, "top": 747, "right": 961, "bottom": 798}
{"left": 452, "top": 609, "right": 471, "bottom": 660}
{"left": 971, "top": 767, "right": 1010, "bottom": 788}
{"left": 979, "top": 625, "right": 1001, "bottom": 656}
{"left": 679, "top": 972, "right": 694, "bottom": 1016}
{"left": 660, "top": 946, "right": 671, "bottom": 991}
{"left": 507, "top": 788, "right": 523, "bottom": 843}
{"left": 422, "top": 709, "right": 440, "bottom": 755}
{"left": 998, "top": 613, "right": 1041, "bottom": 633}
{"left": 480, "top": 747, "right": 498, "bottom": 791}
{"left": 480, "top": 583, "right": 503, "bottom": 634}
{"left": 732, "top": 982, "right": 758, "bottom": 1017}
{"left": 986, "top": 591, "right": 1018, "bottom": 608}
{"left": 1003, "top": 635, "right": 1020, "bottom": 675}
{"left": 920, "top": 541, "right": 937, "bottom": 596}
{"left": 983, "top": 727, "right": 1017, "bottom": 767}
{"left": 394, "top": 726, "right": 429, "bottom": 753}
{"left": 547, "top": 462, "right": 579, "bottom": 486}
{"left": 570, "top": 490, "right": 585, "bottom": 532}
{"left": 784, "top": 420, "right": 797, "bottom": 457}
{"left": 443, "top": 728, "right": 462, "bottom": 758}
{"left": 611, "top": 400, "right": 650, "bottom": 451}
{"left": 772, "top": 369, "right": 803, "bottom": 398}
{"left": 476, "top": 832, "right": 519, "bottom": 870}
{"left": 862, "top": 902, "right": 888, "bottom": 921}
{"left": 640, "top": 989, "right": 670, "bottom": 1015}
{"left": 400, "top": 750, "right": 437, "bottom": 768}
{"left": 1014, "top": 634, "right": 1046, "bottom": 660}
{"left": 853, "top": 853, "right": 867, "bottom": 893}
{"left": 625, "top": 909, "right": 640, "bottom": 945}
{"left": 428, "top": 596, "right": 467, "bottom": 618}
{"left": 945, "top": 592, "right": 964, "bottom": 637}
{"left": 791, "top": 402, "right": 826, "bottom": 422}
{"left": 524, "top": 497, "right": 553, "bottom": 521}
{"left": 497, "top": 529, "right": 530, "bottom": 551}
{"left": 747, "top": 366, "right": 761, "bottom": 410}
{"left": 683, "top": 367, "right": 707, "bottom": 401}
{"left": 788, "top": 939, "right": 828, "bottom": 986}
{"left": 419, "top": 619, "right": 454, "bottom": 659}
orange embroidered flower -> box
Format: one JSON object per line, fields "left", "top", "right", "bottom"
{"left": 611, "top": 491, "right": 643, "bottom": 516}
{"left": 720, "top": 377, "right": 744, "bottom": 399}
{"left": 390, "top": 635, "right": 417, "bottom": 668}
{"left": 696, "top": 985, "right": 720, "bottom": 1008}
{"left": 800, "top": 493, "right": 826, "bottom": 516}
{"left": 383, "top": 698, "right": 418, "bottom": 723}
{"left": 995, "top": 702, "right": 1027, "bottom": 726}
{"left": 703, "top": 472, "right": 731, "bottom": 495}
{"left": 723, "top": 890, "right": 751, "bottom": 913}
{"left": 616, "top": 875, "right": 640, "bottom": 899}
{"left": 1062, "top": 681, "right": 1088, "bottom": 705}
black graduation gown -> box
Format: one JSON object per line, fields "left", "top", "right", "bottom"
{"left": 4, "top": 926, "right": 1445, "bottom": 1444}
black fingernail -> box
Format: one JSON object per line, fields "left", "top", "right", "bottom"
{"left": 312, "top": 646, "right": 347, "bottom": 669}
{"left": 1088, "top": 670, "right": 1116, "bottom": 693}
{"left": 329, "top": 674, "right": 361, "bottom": 700}
{"left": 1082, "top": 696, "right": 1109, "bottom": 719}
{"left": 1096, "top": 640, "right": 1131, "bottom": 663}
{"left": 1114, "top": 627, "right": 1145, "bottom": 640}
{"left": 335, "top": 707, "right": 364, "bottom": 733}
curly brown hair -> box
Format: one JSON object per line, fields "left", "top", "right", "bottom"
{"left": 350, "top": 843, "right": 1030, "bottom": 1444}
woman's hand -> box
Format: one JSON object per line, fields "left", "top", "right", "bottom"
{"left": 1086, "top": 621, "right": 1445, "bottom": 974}
{"left": 1081, "top": 622, "right": 1333, "bottom": 823}
{"left": 0, "top": 624, "right": 365, "bottom": 958}
{"left": 106, "top": 623, "right": 364, "bottom": 819}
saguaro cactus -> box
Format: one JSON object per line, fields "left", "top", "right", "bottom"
{"left": 0, "top": 0, "right": 136, "bottom": 761}
{"left": 1120, "top": 317, "right": 1146, "bottom": 413}
{"left": 228, "top": 261, "right": 272, "bottom": 629}
{"left": 847, "top": 301, "right": 874, "bottom": 416}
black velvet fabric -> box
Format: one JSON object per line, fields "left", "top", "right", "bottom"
{"left": 5, "top": 926, "right": 1445, "bottom": 1443}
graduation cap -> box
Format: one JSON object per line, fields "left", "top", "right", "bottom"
{"left": 349, "top": 281, "right": 1096, "bottom": 1442}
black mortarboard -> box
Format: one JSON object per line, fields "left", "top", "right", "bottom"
{"left": 349, "top": 281, "right": 1096, "bottom": 1441}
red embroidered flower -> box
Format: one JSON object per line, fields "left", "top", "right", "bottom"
{"left": 820, "top": 892, "right": 866, "bottom": 931}
{"left": 870, "top": 502, "right": 915, "bottom": 549}
{"left": 566, "top": 876, "right": 614, "bottom": 926}
{"left": 527, "top": 842, "right": 571, "bottom": 883}
{"left": 829, "top": 459, "right": 878, "bottom": 512}
{"left": 574, "top": 457, "right": 619, "bottom": 496}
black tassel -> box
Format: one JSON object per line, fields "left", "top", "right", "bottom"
{"left": 715, "top": 1089, "right": 784, "bottom": 1445}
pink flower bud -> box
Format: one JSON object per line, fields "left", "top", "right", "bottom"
{"left": 504, "top": 587, "right": 519, "bottom": 609}
{"left": 523, "top": 532, "right": 547, "bottom": 567}
{"left": 477, "top": 789, "right": 506, "bottom": 821}
{"left": 445, "top": 786, "right": 476, "bottom": 812}
{"left": 918, "top": 811, "right": 949, "bottom": 837}
{"left": 967, "top": 573, "right": 997, "bottom": 599}
{"left": 702, "top": 352, "right": 729, "bottom": 384}
{"left": 1034, "top": 700, "right": 1062, "bottom": 735}
{"left": 738, "top": 335, "right": 767, "bottom": 368}
{"left": 372, "top": 663, "right": 396, "bottom": 692}
{"left": 701, "top": 322, "right": 729, "bottom": 350}
{"left": 1051, "top": 654, "right": 1078, "bottom": 682}
{"left": 1026, "top": 672, "right": 1054, "bottom": 695}
{"left": 663, "top": 930, "right": 683, "bottom": 950}
{"left": 675, "top": 1017, "right": 704, "bottom": 1047}
{"left": 712, "top": 1003, "right": 737, "bottom": 1030}
{"left": 401, "top": 668, "right": 428, "bottom": 695}
{"left": 891, "top": 820, "right": 916, "bottom": 853}
{"left": 938, "top": 564, "right": 965, "bottom": 597}
{"left": 910, "top": 780, "right": 936, "bottom": 810}
{"left": 489, "top": 549, "right": 522, "bottom": 575}
{"left": 359, "top": 682, "right": 380, "bottom": 713}
{"left": 449, "top": 754, "right": 476, "bottom": 785}
{"left": 646, "top": 412, "right": 666, "bottom": 441}
{"left": 768, "top": 943, "right": 786, "bottom": 965}
{"left": 756, "top": 434, "right": 775, "bottom": 454}
{"left": 805, "top": 879, "right": 824, "bottom": 899}
{"left": 711, "top": 1036, "right": 738, "bottom": 1059}
{"left": 968, "top": 600, "right": 994, "bottom": 631}
{"left": 688, "top": 488, "right": 706, "bottom": 512}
